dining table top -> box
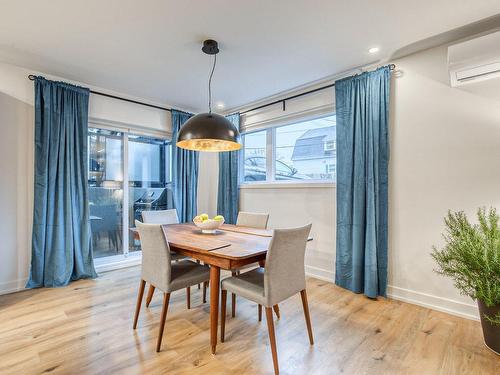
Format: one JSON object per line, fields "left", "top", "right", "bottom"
{"left": 162, "top": 223, "right": 273, "bottom": 259}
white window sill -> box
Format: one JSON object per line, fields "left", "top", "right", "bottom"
{"left": 239, "top": 182, "right": 336, "bottom": 189}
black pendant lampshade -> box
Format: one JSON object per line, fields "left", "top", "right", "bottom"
{"left": 176, "top": 112, "right": 241, "bottom": 151}
{"left": 176, "top": 40, "right": 242, "bottom": 152}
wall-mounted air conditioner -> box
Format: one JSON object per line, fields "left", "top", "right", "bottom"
{"left": 448, "top": 30, "right": 500, "bottom": 87}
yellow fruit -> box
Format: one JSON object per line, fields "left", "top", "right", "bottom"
{"left": 214, "top": 215, "right": 224, "bottom": 221}
{"left": 200, "top": 213, "right": 209, "bottom": 221}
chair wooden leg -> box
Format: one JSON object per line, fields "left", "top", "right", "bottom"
{"left": 265, "top": 307, "right": 280, "bottom": 375}
{"left": 133, "top": 280, "right": 146, "bottom": 329}
{"left": 231, "top": 271, "right": 237, "bottom": 317}
{"left": 273, "top": 304, "right": 280, "bottom": 319}
{"left": 146, "top": 285, "right": 155, "bottom": 307}
{"left": 203, "top": 281, "right": 208, "bottom": 303}
{"left": 300, "top": 289, "right": 314, "bottom": 345}
{"left": 156, "top": 293, "right": 171, "bottom": 352}
{"left": 258, "top": 304, "right": 262, "bottom": 322}
{"left": 186, "top": 286, "right": 191, "bottom": 309}
{"left": 221, "top": 290, "right": 227, "bottom": 342}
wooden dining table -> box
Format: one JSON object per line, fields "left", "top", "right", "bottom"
{"left": 131, "top": 223, "right": 311, "bottom": 355}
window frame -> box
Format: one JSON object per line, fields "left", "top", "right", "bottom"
{"left": 240, "top": 112, "right": 336, "bottom": 187}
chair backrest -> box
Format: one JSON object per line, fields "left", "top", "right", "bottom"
{"left": 135, "top": 220, "right": 171, "bottom": 291}
{"left": 264, "top": 224, "right": 312, "bottom": 306}
{"left": 141, "top": 209, "right": 179, "bottom": 225}
{"left": 236, "top": 211, "right": 269, "bottom": 229}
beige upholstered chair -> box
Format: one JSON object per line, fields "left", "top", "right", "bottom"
{"left": 236, "top": 211, "right": 269, "bottom": 229}
{"left": 142, "top": 209, "right": 185, "bottom": 262}
{"left": 220, "top": 224, "right": 314, "bottom": 375}
{"left": 133, "top": 220, "right": 210, "bottom": 352}
{"left": 231, "top": 211, "right": 270, "bottom": 317}
{"left": 141, "top": 209, "right": 204, "bottom": 308}
{"left": 141, "top": 209, "right": 179, "bottom": 225}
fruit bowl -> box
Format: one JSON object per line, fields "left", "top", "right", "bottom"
{"left": 193, "top": 214, "right": 225, "bottom": 234}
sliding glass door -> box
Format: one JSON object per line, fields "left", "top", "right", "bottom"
{"left": 88, "top": 127, "right": 171, "bottom": 263}
{"left": 128, "top": 135, "right": 172, "bottom": 253}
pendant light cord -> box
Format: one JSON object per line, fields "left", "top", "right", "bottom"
{"left": 208, "top": 54, "right": 217, "bottom": 113}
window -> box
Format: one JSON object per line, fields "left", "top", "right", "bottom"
{"left": 88, "top": 128, "right": 172, "bottom": 260}
{"left": 241, "top": 114, "right": 336, "bottom": 184}
{"left": 242, "top": 129, "right": 267, "bottom": 182}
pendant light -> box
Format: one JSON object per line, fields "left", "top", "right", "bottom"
{"left": 176, "top": 40, "right": 242, "bottom": 152}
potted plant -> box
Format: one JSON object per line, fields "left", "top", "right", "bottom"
{"left": 432, "top": 207, "right": 499, "bottom": 354}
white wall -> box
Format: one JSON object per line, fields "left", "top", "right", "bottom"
{"left": 197, "top": 152, "right": 219, "bottom": 217}
{"left": 240, "top": 185, "right": 335, "bottom": 281}
{"left": 0, "top": 76, "right": 33, "bottom": 294}
{"left": 235, "top": 43, "right": 500, "bottom": 320}
{"left": 387, "top": 44, "right": 500, "bottom": 319}
{"left": 0, "top": 61, "right": 175, "bottom": 294}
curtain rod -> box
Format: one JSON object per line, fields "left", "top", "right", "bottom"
{"left": 28, "top": 62, "right": 395, "bottom": 115}
{"left": 27, "top": 74, "right": 172, "bottom": 112}
{"left": 239, "top": 63, "right": 396, "bottom": 115}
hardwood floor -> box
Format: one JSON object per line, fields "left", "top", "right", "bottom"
{"left": 0, "top": 266, "right": 497, "bottom": 375}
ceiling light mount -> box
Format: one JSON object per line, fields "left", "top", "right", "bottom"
{"left": 202, "top": 39, "right": 219, "bottom": 55}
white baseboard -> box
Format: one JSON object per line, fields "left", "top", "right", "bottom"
{"left": 0, "top": 278, "right": 28, "bottom": 296}
{"left": 387, "top": 285, "right": 479, "bottom": 321}
{"left": 304, "top": 264, "right": 478, "bottom": 321}
{"left": 305, "top": 265, "right": 334, "bottom": 283}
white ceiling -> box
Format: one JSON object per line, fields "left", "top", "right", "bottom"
{"left": 1, "top": 0, "right": 500, "bottom": 112}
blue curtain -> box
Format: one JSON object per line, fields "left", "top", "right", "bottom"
{"left": 27, "top": 77, "right": 97, "bottom": 288}
{"left": 334, "top": 66, "right": 390, "bottom": 298}
{"left": 217, "top": 113, "right": 241, "bottom": 224}
{"left": 171, "top": 109, "right": 199, "bottom": 222}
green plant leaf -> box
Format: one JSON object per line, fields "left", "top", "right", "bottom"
{"left": 432, "top": 207, "right": 500, "bottom": 325}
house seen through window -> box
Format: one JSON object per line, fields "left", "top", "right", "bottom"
{"left": 242, "top": 114, "right": 336, "bottom": 183}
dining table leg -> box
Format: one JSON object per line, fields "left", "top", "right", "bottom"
{"left": 209, "top": 265, "right": 221, "bottom": 354}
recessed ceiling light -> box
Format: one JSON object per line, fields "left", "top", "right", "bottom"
{"left": 216, "top": 102, "right": 225, "bottom": 109}
{"left": 368, "top": 47, "right": 379, "bottom": 54}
